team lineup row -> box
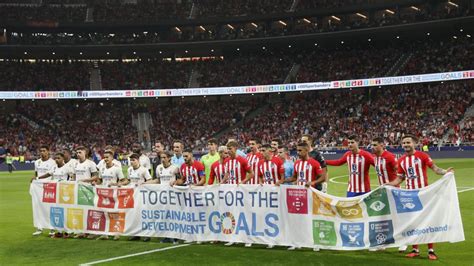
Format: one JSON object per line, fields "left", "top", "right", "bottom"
{"left": 31, "top": 133, "right": 453, "bottom": 259}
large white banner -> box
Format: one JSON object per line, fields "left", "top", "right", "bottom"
{"left": 30, "top": 173, "right": 464, "bottom": 249}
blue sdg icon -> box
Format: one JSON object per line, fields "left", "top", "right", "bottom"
{"left": 369, "top": 220, "right": 395, "bottom": 247}
{"left": 391, "top": 190, "right": 423, "bottom": 213}
{"left": 340, "top": 223, "right": 364, "bottom": 247}
{"left": 50, "top": 207, "right": 64, "bottom": 228}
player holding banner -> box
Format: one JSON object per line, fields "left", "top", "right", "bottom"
{"left": 387, "top": 134, "right": 454, "bottom": 260}
{"left": 31, "top": 145, "right": 56, "bottom": 236}
{"left": 258, "top": 144, "right": 284, "bottom": 186}
{"left": 326, "top": 135, "right": 374, "bottom": 197}
{"left": 246, "top": 139, "right": 263, "bottom": 185}
{"left": 177, "top": 149, "right": 205, "bottom": 186}
{"left": 208, "top": 146, "right": 229, "bottom": 185}
{"left": 222, "top": 141, "right": 254, "bottom": 247}
{"left": 286, "top": 141, "right": 324, "bottom": 251}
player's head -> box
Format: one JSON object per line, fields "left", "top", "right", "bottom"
{"left": 129, "top": 153, "right": 140, "bottom": 168}
{"left": 301, "top": 134, "right": 313, "bottom": 148}
{"left": 54, "top": 152, "right": 65, "bottom": 165}
{"left": 132, "top": 143, "right": 142, "bottom": 154}
{"left": 75, "top": 146, "right": 88, "bottom": 161}
{"left": 218, "top": 146, "right": 229, "bottom": 159}
{"left": 259, "top": 145, "right": 266, "bottom": 153}
{"left": 104, "top": 150, "right": 114, "bottom": 165}
{"left": 183, "top": 149, "right": 194, "bottom": 164}
{"left": 371, "top": 137, "right": 385, "bottom": 154}
{"left": 39, "top": 145, "right": 50, "bottom": 159}
{"left": 348, "top": 135, "right": 359, "bottom": 152}
{"left": 248, "top": 138, "right": 261, "bottom": 153}
{"left": 401, "top": 134, "right": 418, "bottom": 153}
{"left": 271, "top": 138, "right": 281, "bottom": 153}
{"left": 207, "top": 138, "right": 218, "bottom": 153}
{"left": 296, "top": 142, "right": 310, "bottom": 159}
{"left": 173, "top": 140, "right": 184, "bottom": 155}
{"left": 261, "top": 144, "right": 273, "bottom": 160}
{"left": 226, "top": 141, "right": 239, "bottom": 157}
{"left": 62, "top": 149, "right": 72, "bottom": 160}
{"left": 278, "top": 146, "right": 289, "bottom": 160}
{"left": 153, "top": 141, "right": 164, "bottom": 154}
{"left": 104, "top": 145, "right": 115, "bottom": 153}
{"left": 160, "top": 150, "right": 173, "bottom": 165}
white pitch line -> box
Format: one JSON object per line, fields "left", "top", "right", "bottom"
{"left": 458, "top": 187, "right": 474, "bottom": 193}
{"left": 329, "top": 175, "right": 347, "bottom": 185}
{"left": 79, "top": 244, "right": 190, "bottom": 265}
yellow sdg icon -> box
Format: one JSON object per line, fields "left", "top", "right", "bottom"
{"left": 59, "top": 183, "right": 75, "bottom": 204}
{"left": 312, "top": 192, "right": 336, "bottom": 217}
{"left": 336, "top": 200, "right": 363, "bottom": 219}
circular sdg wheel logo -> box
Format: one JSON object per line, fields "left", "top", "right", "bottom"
{"left": 376, "top": 233, "right": 387, "bottom": 244}
{"left": 220, "top": 212, "right": 236, "bottom": 234}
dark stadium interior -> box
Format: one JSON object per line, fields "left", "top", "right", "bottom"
{"left": 0, "top": 0, "right": 473, "bottom": 159}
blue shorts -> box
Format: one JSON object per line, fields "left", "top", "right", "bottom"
{"left": 346, "top": 191, "right": 369, "bottom": 198}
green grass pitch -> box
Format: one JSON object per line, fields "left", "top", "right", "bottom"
{"left": 0, "top": 158, "right": 472, "bottom": 265}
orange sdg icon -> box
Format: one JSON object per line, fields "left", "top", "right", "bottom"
{"left": 108, "top": 212, "right": 126, "bottom": 233}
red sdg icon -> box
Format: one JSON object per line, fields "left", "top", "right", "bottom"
{"left": 117, "top": 188, "right": 134, "bottom": 209}
{"left": 97, "top": 188, "right": 115, "bottom": 208}
{"left": 42, "top": 183, "right": 57, "bottom": 203}
{"left": 286, "top": 188, "right": 308, "bottom": 214}
{"left": 87, "top": 210, "right": 106, "bottom": 232}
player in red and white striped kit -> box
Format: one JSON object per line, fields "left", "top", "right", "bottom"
{"left": 257, "top": 144, "right": 284, "bottom": 185}
{"left": 223, "top": 141, "right": 253, "bottom": 185}
{"left": 288, "top": 142, "right": 324, "bottom": 188}
{"left": 371, "top": 137, "right": 398, "bottom": 186}
{"left": 246, "top": 138, "right": 263, "bottom": 185}
{"left": 326, "top": 135, "right": 375, "bottom": 197}
{"left": 178, "top": 149, "right": 205, "bottom": 186}
{"left": 223, "top": 141, "right": 254, "bottom": 247}
{"left": 387, "top": 134, "right": 453, "bottom": 260}
{"left": 208, "top": 146, "right": 229, "bottom": 185}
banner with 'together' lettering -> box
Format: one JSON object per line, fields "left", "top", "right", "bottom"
{"left": 30, "top": 173, "right": 464, "bottom": 250}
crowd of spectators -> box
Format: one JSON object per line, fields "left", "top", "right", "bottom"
{"left": 0, "top": 38, "right": 472, "bottom": 91}
{"left": 0, "top": 4, "right": 86, "bottom": 23}
{"left": 0, "top": 60, "right": 90, "bottom": 91}
{"left": 0, "top": 101, "right": 140, "bottom": 159}
{"left": 0, "top": 0, "right": 472, "bottom": 45}
{"left": 220, "top": 81, "right": 473, "bottom": 150}
{"left": 401, "top": 38, "right": 474, "bottom": 75}
{"left": 92, "top": 0, "right": 192, "bottom": 23}
{"left": 100, "top": 60, "right": 192, "bottom": 90}
{"left": 2, "top": 80, "right": 471, "bottom": 160}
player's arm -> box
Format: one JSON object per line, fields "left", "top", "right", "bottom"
{"left": 242, "top": 168, "right": 254, "bottom": 184}
{"left": 386, "top": 160, "right": 405, "bottom": 186}
{"left": 32, "top": 172, "right": 52, "bottom": 182}
{"left": 430, "top": 164, "right": 454, "bottom": 175}
{"left": 308, "top": 172, "right": 324, "bottom": 188}
{"left": 286, "top": 167, "right": 298, "bottom": 184}
{"left": 197, "top": 171, "right": 206, "bottom": 186}
{"left": 208, "top": 168, "right": 216, "bottom": 185}
{"left": 325, "top": 153, "right": 348, "bottom": 166}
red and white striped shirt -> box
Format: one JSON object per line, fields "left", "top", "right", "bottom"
{"left": 397, "top": 151, "right": 433, "bottom": 189}
{"left": 246, "top": 152, "right": 263, "bottom": 185}
{"left": 294, "top": 158, "right": 323, "bottom": 187}
{"left": 208, "top": 160, "right": 226, "bottom": 185}
{"left": 224, "top": 156, "right": 250, "bottom": 184}
{"left": 180, "top": 161, "right": 205, "bottom": 185}
{"left": 257, "top": 158, "right": 284, "bottom": 185}
{"left": 326, "top": 150, "right": 374, "bottom": 193}
{"left": 374, "top": 150, "right": 398, "bottom": 186}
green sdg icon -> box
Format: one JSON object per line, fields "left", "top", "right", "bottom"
{"left": 312, "top": 220, "right": 336, "bottom": 246}
{"left": 364, "top": 188, "right": 390, "bottom": 217}
{"left": 78, "top": 184, "right": 95, "bottom": 206}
